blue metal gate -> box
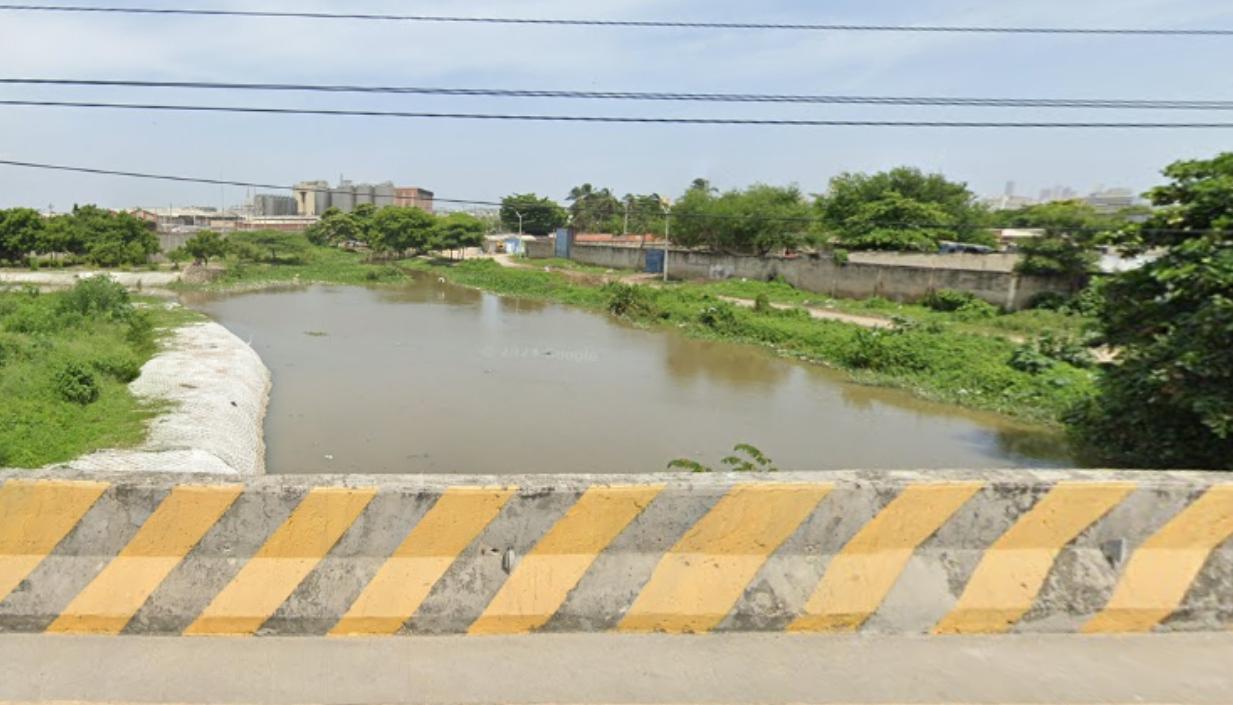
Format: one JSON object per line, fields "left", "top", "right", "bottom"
{"left": 554, "top": 228, "right": 573, "bottom": 258}
{"left": 645, "top": 249, "right": 664, "bottom": 274}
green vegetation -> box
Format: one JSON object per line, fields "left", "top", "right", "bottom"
{"left": 173, "top": 230, "right": 227, "bottom": 265}
{"left": 194, "top": 238, "right": 410, "bottom": 290}
{"left": 1068, "top": 153, "right": 1233, "bottom": 469}
{"left": 499, "top": 193, "right": 568, "bottom": 235}
{"left": 0, "top": 205, "right": 158, "bottom": 267}
{"left": 0, "top": 278, "right": 197, "bottom": 468}
{"left": 690, "top": 277, "right": 1090, "bottom": 339}
{"left": 670, "top": 182, "right": 814, "bottom": 254}
{"left": 565, "top": 185, "right": 667, "bottom": 235}
{"left": 995, "top": 200, "right": 1116, "bottom": 281}
{"left": 409, "top": 259, "right": 1094, "bottom": 424}
{"left": 817, "top": 167, "right": 993, "bottom": 252}
{"left": 669, "top": 443, "right": 780, "bottom": 473}
{"left": 305, "top": 205, "right": 484, "bottom": 259}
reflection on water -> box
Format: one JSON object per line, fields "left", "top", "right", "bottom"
{"left": 186, "top": 279, "right": 1079, "bottom": 474}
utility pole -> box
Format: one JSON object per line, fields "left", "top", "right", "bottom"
{"left": 623, "top": 200, "right": 630, "bottom": 236}
{"left": 516, "top": 211, "right": 524, "bottom": 237}
{"left": 661, "top": 197, "right": 672, "bottom": 283}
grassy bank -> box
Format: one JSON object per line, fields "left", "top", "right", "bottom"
{"left": 405, "top": 259, "right": 1096, "bottom": 424}
{"left": 177, "top": 245, "right": 409, "bottom": 291}
{"left": 0, "top": 279, "right": 199, "bottom": 468}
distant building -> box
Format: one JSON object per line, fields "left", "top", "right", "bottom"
{"left": 293, "top": 180, "right": 331, "bottom": 216}
{"left": 980, "top": 194, "right": 1036, "bottom": 211}
{"left": 130, "top": 207, "right": 239, "bottom": 232}
{"left": 1038, "top": 186, "right": 1079, "bottom": 203}
{"left": 252, "top": 194, "right": 297, "bottom": 217}
{"left": 295, "top": 179, "right": 409, "bottom": 215}
{"left": 1086, "top": 188, "right": 1139, "bottom": 214}
{"left": 394, "top": 187, "right": 434, "bottom": 212}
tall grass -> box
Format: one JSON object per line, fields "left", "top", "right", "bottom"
{"left": 0, "top": 279, "right": 197, "bottom": 468}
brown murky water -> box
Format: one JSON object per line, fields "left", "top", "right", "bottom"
{"left": 185, "top": 279, "right": 1077, "bottom": 474}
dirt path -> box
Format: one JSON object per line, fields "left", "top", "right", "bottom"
{"left": 717, "top": 295, "right": 896, "bottom": 329}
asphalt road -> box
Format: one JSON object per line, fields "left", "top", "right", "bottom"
{"left": 2, "top": 633, "right": 1231, "bottom": 704}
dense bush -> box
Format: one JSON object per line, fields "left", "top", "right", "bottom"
{"left": 91, "top": 353, "right": 142, "bottom": 382}
{"left": 698, "top": 303, "right": 741, "bottom": 333}
{"left": 845, "top": 328, "right": 933, "bottom": 373}
{"left": 54, "top": 361, "right": 100, "bottom": 405}
{"left": 922, "top": 289, "right": 979, "bottom": 312}
{"left": 1009, "top": 345, "right": 1054, "bottom": 374}
{"left": 605, "top": 283, "right": 660, "bottom": 319}
{"left": 56, "top": 277, "right": 134, "bottom": 320}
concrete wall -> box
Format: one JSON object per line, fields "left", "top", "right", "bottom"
{"left": 1, "top": 469, "right": 1229, "bottom": 637}
{"left": 529, "top": 243, "right": 1069, "bottom": 310}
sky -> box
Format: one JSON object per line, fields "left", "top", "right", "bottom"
{"left": 0, "top": 0, "right": 1230, "bottom": 212}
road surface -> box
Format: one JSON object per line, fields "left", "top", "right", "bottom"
{"left": 1, "top": 633, "right": 1230, "bottom": 704}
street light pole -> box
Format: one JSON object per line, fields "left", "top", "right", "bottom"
{"left": 516, "top": 211, "right": 523, "bottom": 237}
{"left": 661, "top": 198, "right": 672, "bottom": 283}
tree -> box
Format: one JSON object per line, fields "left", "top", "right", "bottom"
{"left": 499, "top": 193, "right": 568, "bottom": 236}
{"left": 829, "top": 191, "right": 956, "bottom": 252}
{"left": 818, "top": 167, "right": 991, "bottom": 251}
{"left": 0, "top": 208, "right": 44, "bottom": 264}
{"left": 71, "top": 206, "right": 158, "bottom": 267}
{"left": 306, "top": 209, "right": 361, "bottom": 246}
{"left": 432, "top": 212, "right": 485, "bottom": 260}
{"left": 227, "top": 230, "right": 312, "bottom": 264}
{"left": 179, "top": 230, "right": 227, "bottom": 265}
{"left": 566, "top": 183, "right": 621, "bottom": 233}
{"left": 1000, "top": 200, "right": 1111, "bottom": 282}
{"left": 670, "top": 183, "right": 813, "bottom": 254}
{"left": 1067, "top": 153, "right": 1233, "bottom": 469}
{"left": 611, "top": 193, "right": 666, "bottom": 236}
{"left": 370, "top": 206, "right": 436, "bottom": 257}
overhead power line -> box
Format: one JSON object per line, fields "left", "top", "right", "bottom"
{"left": 3, "top": 78, "right": 1231, "bottom": 111}
{"left": 3, "top": 99, "right": 1233, "bottom": 128}
{"left": 2, "top": 157, "right": 1221, "bottom": 236}
{"left": 0, "top": 4, "right": 1228, "bottom": 36}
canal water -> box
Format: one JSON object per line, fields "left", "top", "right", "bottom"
{"left": 184, "top": 279, "right": 1076, "bottom": 474}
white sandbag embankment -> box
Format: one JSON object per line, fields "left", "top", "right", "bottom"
{"left": 0, "top": 270, "right": 183, "bottom": 289}
{"left": 59, "top": 321, "right": 270, "bottom": 476}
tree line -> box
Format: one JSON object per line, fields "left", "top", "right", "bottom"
{"left": 0, "top": 205, "right": 159, "bottom": 267}
{"left": 305, "top": 204, "right": 485, "bottom": 260}
{"left": 498, "top": 168, "right": 1148, "bottom": 278}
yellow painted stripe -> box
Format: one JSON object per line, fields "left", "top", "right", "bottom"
{"left": 618, "top": 484, "right": 831, "bottom": 634}
{"left": 934, "top": 482, "right": 1135, "bottom": 635}
{"left": 1083, "top": 485, "right": 1233, "bottom": 634}
{"left": 789, "top": 483, "right": 982, "bottom": 632}
{"left": 470, "top": 485, "right": 663, "bottom": 635}
{"left": 329, "top": 487, "right": 515, "bottom": 636}
{"left": 185, "top": 487, "right": 376, "bottom": 636}
{"left": 47, "top": 485, "right": 244, "bottom": 635}
{"left": 0, "top": 479, "right": 108, "bottom": 602}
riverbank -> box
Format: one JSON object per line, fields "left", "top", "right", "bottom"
{"left": 0, "top": 277, "right": 270, "bottom": 473}
{"left": 168, "top": 244, "right": 1095, "bottom": 427}
{"left": 400, "top": 258, "right": 1096, "bottom": 426}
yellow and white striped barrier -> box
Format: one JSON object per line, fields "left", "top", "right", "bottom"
{"left": 0, "top": 470, "right": 1230, "bottom": 636}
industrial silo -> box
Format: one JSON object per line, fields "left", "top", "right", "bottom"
{"left": 331, "top": 181, "right": 356, "bottom": 213}
{"left": 374, "top": 182, "right": 396, "bottom": 208}
{"left": 354, "top": 183, "right": 375, "bottom": 207}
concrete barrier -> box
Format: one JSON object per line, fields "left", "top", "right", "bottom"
{"left": 0, "top": 469, "right": 1230, "bottom": 636}
{"left": 526, "top": 242, "right": 1070, "bottom": 310}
